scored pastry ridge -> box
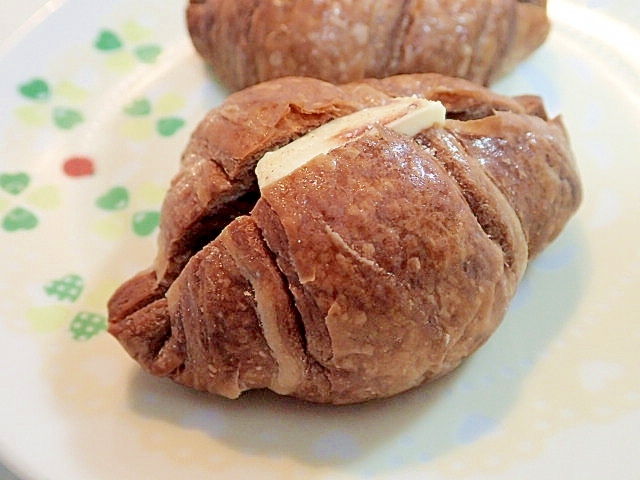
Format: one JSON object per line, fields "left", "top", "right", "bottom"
{"left": 108, "top": 73, "right": 581, "bottom": 404}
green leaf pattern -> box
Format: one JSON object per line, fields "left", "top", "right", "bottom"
{"left": 9, "top": 20, "right": 176, "bottom": 341}
{"left": 0, "top": 172, "right": 43, "bottom": 232}
{"left": 17, "top": 78, "right": 84, "bottom": 130}
{"left": 70, "top": 312, "right": 107, "bottom": 341}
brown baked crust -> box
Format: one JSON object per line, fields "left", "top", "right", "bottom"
{"left": 186, "top": 0, "right": 550, "bottom": 91}
{"left": 108, "top": 73, "right": 581, "bottom": 404}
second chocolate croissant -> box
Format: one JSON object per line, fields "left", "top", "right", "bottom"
{"left": 108, "top": 74, "right": 581, "bottom": 404}
{"left": 187, "top": 0, "right": 551, "bottom": 91}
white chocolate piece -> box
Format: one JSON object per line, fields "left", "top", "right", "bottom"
{"left": 255, "top": 98, "right": 446, "bottom": 189}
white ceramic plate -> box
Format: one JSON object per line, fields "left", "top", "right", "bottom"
{"left": 1, "top": 1, "right": 639, "bottom": 479}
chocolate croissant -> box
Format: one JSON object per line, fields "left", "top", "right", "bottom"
{"left": 108, "top": 74, "right": 581, "bottom": 404}
{"left": 186, "top": 0, "right": 551, "bottom": 91}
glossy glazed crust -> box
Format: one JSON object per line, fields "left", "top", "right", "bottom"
{"left": 108, "top": 73, "right": 581, "bottom": 404}
{"left": 186, "top": 0, "right": 550, "bottom": 91}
